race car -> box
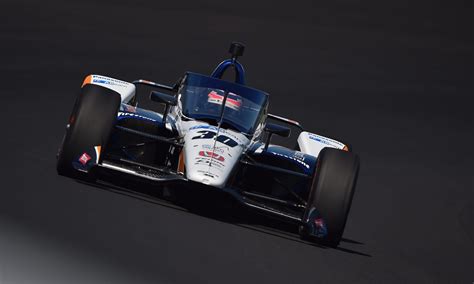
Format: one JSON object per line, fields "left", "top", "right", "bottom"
{"left": 57, "top": 42, "right": 360, "bottom": 247}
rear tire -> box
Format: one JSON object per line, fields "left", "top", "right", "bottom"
{"left": 300, "top": 147, "right": 360, "bottom": 247}
{"left": 57, "top": 84, "right": 121, "bottom": 179}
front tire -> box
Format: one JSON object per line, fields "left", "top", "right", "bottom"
{"left": 57, "top": 84, "right": 121, "bottom": 178}
{"left": 300, "top": 147, "right": 360, "bottom": 247}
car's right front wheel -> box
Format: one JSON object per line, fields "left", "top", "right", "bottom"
{"left": 299, "top": 147, "right": 360, "bottom": 247}
{"left": 56, "top": 83, "right": 121, "bottom": 179}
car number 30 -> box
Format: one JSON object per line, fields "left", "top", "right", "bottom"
{"left": 192, "top": 130, "right": 238, "bottom": 147}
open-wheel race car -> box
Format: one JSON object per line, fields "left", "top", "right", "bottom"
{"left": 57, "top": 42, "right": 360, "bottom": 247}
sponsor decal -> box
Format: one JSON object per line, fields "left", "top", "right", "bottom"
{"left": 91, "top": 75, "right": 129, "bottom": 88}
{"left": 194, "top": 159, "right": 225, "bottom": 169}
{"left": 308, "top": 133, "right": 344, "bottom": 148}
{"left": 207, "top": 91, "right": 242, "bottom": 111}
{"left": 72, "top": 149, "right": 97, "bottom": 172}
{"left": 202, "top": 144, "right": 214, "bottom": 150}
{"left": 293, "top": 151, "right": 306, "bottom": 161}
{"left": 207, "top": 90, "right": 225, "bottom": 105}
{"left": 218, "top": 128, "right": 244, "bottom": 143}
{"left": 308, "top": 135, "right": 332, "bottom": 145}
{"left": 117, "top": 111, "right": 157, "bottom": 122}
{"left": 197, "top": 169, "right": 219, "bottom": 179}
{"left": 306, "top": 208, "right": 328, "bottom": 238}
{"left": 203, "top": 172, "right": 217, "bottom": 178}
{"left": 189, "top": 125, "right": 218, "bottom": 131}
{"left": 271, "top": 152, "right": 310, "bottom": 169}
{"left": 79, "top": 153, "right": 91, "bottom": 165}
{"left": 313, "top": 217, "right": 328, "bottom": 238}
{"left": 202, "top": 144, "right": 228, "bottom": 155}
{"left": 199, "top": 151, "right": 225, "bottom": 162}
{"left": 194, "top": 153, "right": 226, "bottom": 169}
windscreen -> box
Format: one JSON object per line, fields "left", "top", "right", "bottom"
{"left": 179, "top": 73, "right": 268, "bottom": 135}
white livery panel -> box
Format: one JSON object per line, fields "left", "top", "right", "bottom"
{"left": 297, "top": 131, "right": 347, "bottom": 158}
{"left": 183, "top": 124, "right": 249, "bottom": 188}
{"left": 82, "top": 74, "right": 135, "bottom": 103}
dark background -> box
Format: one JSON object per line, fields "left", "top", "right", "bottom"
{"left": 0, "top": 0, "right": 472, "bottom": 283}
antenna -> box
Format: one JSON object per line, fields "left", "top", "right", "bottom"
{"left": 229, "top": 42, "right": 245, "bottom": 61}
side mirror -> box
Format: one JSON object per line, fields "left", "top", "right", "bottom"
{"left": 263, "top": 123, "right": 291, "bottom": 151}
{"left": 149, "top": 91, "right": 177, "bottom": 126}
{"left": 150, "top": 91, "right": 177, "bottom": 106}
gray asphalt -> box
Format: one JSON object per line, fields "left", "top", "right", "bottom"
{"left": 0, "top": 0, "right": 472, "bottom": 283}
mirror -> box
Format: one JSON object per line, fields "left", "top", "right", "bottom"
{"left": 265, "top": 123, "right": 291, "bottom": 137}
{"left": 150, "top": 91, "right": 177, "bottom": 106}
{"left": 149, "top": 91, "right": 177, "bottom": 126}
{"left": 264, "top": 123, "right": 291, "bottom": 150}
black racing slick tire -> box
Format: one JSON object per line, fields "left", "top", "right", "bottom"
{"left": 300, "top": 147, "right": 360, "bottom": 247}
{"left": 56, "top": 84, "right": 121, "bottom": 178}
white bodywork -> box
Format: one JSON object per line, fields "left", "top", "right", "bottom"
{"left": 82, "top": 74, "right": 136, "bottom": 103}
{"left": 166, "top": 93, "right": 256, "bottom": 188}
{"left": 81, "top": 74, "right": 346, "bottom": 188}
{"left": 181, "top": 123, "right": 250, "bottom": 188}
{"left": 81, "top": 74, "right": 255, "bottom": 189}
{"left": 297, "top": 131, "right": 347, "bottom": 158}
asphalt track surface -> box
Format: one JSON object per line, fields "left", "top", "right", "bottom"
{"left": 0, "top": 0, "right": 472, "bottom": 283}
